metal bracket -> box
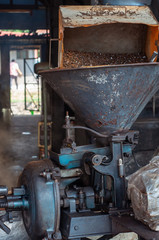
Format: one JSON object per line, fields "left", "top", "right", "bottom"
{"left": 49, "top": 38, "right": 59, "bottom": 69}
{"left": 60, "top": 168, "right": 83, "bottom": 178}
{"left": 53, "top": 231, "right": 62, "bottom": 240}
{"left": 111, "top": 131, "right": 139, "bottom": 145}
{"left": 0, "top": 212, "right": 11, "bottom": 234}
{"left": 40, "top": 168, "right": 61, "bottom": 181}
{"left": 69, "top": 199, "right": 76, "bottom": 213}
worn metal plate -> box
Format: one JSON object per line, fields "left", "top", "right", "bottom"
{"left": 60, "top": 6, "right": 159, "bottom": 27}
{"left": 61, "top": 210, "right": 112, "bottom": 238}
{"left": 64, "top": 23, "right": 147, "bottom": 54}
{"left": 39, "top": 63, "right": 159, "bottom": 134}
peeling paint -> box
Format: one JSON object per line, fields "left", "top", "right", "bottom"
{"left": 87, "top": 73, "right": 109, "bottom": 84}
{"left": 60, "top": 6, "right": 159, "bottom": 28}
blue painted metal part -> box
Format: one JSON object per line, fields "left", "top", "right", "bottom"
{"left": 123, "top": 145, "right": 132, "bottom": 155}
{"left": 11, "top": 199, "right": 29, "bottom": 209}
{"left": 18, "top": 159, "right": 60, "bottom": 239}
{"left": 59, "top": 147, "right": 108, "bottom": 169}
{"left": 50, "top": 144, "right": 132, "bottom": 169}
{"left": 51, "top": 145, "right": 109, "bottom": 169}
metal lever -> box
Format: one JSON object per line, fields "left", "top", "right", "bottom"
{"left": 0, "top": 219, "right": 10, "bottom": 234}
{"left": 0, "top": 213, "right": 11, "bottom": 234}
{"left": 150, "top": 51, "right": 158, "bottom": 62}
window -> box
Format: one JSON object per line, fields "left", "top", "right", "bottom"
{"left": 17, "top": 50, "right": 29, "bottom": 59}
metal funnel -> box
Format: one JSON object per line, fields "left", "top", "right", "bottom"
{"left": 39, "top": 63, "right": 159, "bottom": 134}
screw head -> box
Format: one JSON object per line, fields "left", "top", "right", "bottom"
{"left": 74, "top": 225, "right": 79, "bottom": 231}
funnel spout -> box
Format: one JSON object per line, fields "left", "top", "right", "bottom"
{"left": 39, "top": 63, "right": 159, "bottom": 134}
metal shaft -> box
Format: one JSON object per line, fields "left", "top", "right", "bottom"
{"left": 43, "top": 80, "right": 48, "bottom": 158}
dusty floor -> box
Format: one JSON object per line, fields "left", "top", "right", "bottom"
{"left": 0, "top": 77, "right": 40, "bottom": 239}
{"left": 0, "top": 115, "right": 40, "bottom": 239}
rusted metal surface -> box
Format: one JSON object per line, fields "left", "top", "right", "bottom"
{"left": 39, "top": 63, "right": 159, "bottom": 134}
{"left": 63, "top": 23, "right": 148, "bottom": 57}
{"left": 111, "top": 215, "right": 159, "bottom": 240}
{"left": 59, "top": 6, "right": 158, "bottom": 68}
{"left": 60, "top": 6, "right": 159, "bottom": 28}
{"left": 58, "top": 5, "right": 159, "bottom": 68}
{"left": 60, "top": 168, "right": 83, "bottom": 178}
{"left": 63, "top": 51, "right": 148, "bottom": 68}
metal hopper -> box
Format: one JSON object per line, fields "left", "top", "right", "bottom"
{"left": 39, "top": 63, "right": 159, "bottom": 134}
{"left": 38, "top": 5, "right": 159, "bottom": 135}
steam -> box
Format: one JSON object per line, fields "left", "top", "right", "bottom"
{"left": 0, "top": 125, "right": 22, "bottom": 189}
{"left": 0, "top": 125, "right": 29, "bottom": 239}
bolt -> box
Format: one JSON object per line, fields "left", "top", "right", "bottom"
{"left": 109, "top": 202, "right": 113, "bottom": 208}
{"left": 76, "top": 170, "right": 81, "bottom": 175}
{"left": 74, "top": 225, "right": 79, "bottom": 231}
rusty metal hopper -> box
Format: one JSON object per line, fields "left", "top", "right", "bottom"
{"left": 39, "top": 63, "right": 159, "bottom": 134}
{"left": 38, "top": 5, "right": 159, "bottom": 135}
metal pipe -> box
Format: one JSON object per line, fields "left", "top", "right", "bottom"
{"left": 0, "top": 186, "right": 8, "bottom": 196}
{"left": 24, "top": 59, "right": 27, "bottom": 110}
{"left": 63, "top": 125, "right": 109, "bottom": 138}
{"left": 101, "top": 175, "right": 104, "bottom": 205}
{"left": 153, "top": 95, "right": 156, "bottom": 117}
{"left": 43, "top": 80, "right": 48, "bottom": 158}
{"left": 49, "top": 38, "right": 59, "bottom": 68}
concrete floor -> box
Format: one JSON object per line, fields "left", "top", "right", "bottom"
{"left": 0, "top": 115, "right": 40, "bottom": 239}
